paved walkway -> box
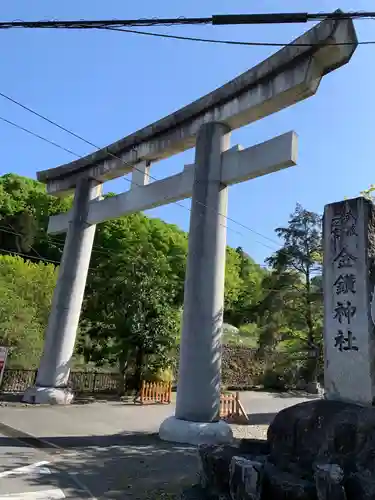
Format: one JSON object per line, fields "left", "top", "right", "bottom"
{"left": 0, "top": 391, "right": 317, "bottom": 498}
{"left": 0, "top": 391, "right": 316, "bottom": 440}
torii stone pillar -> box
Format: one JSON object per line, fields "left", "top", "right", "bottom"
{"left": 23, "top": 178, "right": 102, "bottom": 404}
{"left": 159, "top": 122, "right": 234, "bottom": 445}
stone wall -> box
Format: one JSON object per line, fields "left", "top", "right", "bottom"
{"left": 175, "top": 346, "right": 292, "bottom": 390}
{"left": 221, "top": 346, "right": 265, "bottom": 389}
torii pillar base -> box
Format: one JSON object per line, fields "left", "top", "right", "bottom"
{"left": 159, "top": 417, "right": 233, "bottom": 446}
{"left": 23, "top": 386, "right": 74, "bottom": 405}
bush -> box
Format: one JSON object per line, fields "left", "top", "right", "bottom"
{"left": 262, "top": 369, "right": 287, "bottom": 391}
{"left": 0, "top": 256, "right": 57, "bottom": 368}
{"left": 144, "top": 367, "right": 174, "bottom": 383}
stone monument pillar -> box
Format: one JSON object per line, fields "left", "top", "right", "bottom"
{"left": 159, "top": 122, "right": 233, "bottom": 445}
{"left": 23, "top": 178, "right": 102, "bottom": 404}
{"left": 323, "top": 196, "right": 375, "bottom": 405}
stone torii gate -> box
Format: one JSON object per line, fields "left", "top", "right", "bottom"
{"left": 23, "top": 16, "right": 357, "bottom": 445}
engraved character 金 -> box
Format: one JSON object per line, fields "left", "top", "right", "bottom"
{"left": 334, "top": 330, "right": 359, "bottom": 352}
{"left": 333, "top": 301, "right": 356, "bottom": 324}
{"left": 333, "top": 274, "right": 356, "bottom": 295}
{"left": 333, "top": 247, "right": 357, "bottom": 269}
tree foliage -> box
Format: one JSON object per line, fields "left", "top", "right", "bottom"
{"left": 259, "top": 204, "right": 323, "bottom": 384}
{"left": 0, "top": 174, "right": 265, "bottom": 381}
{"left": 0, "top": 174, "right": 325, "bottom": 389}
{"left": 0, "top": 255, "right": 57, "bottom": 367}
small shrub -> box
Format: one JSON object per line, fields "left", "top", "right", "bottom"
{"left": 262, "top": 369, "right": 287, "bottom": 391}
{"left": 144, "top": 367, "right": 174, "bottom": 383}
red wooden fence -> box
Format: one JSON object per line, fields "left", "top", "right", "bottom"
{"left": 139, "top": 380, "right": 172, "bottom": 404}
{"left": 220, "top": 391, "right": 249, "bottom": 422}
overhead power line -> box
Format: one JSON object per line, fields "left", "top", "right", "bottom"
{"left": 0, "top": 234, "right": 324, "bottom": 295}
{"left": 103, "top": 26, "right": 375, "bottom": 47}
{"left": 0, "top": 89, "right": 326, "bottom": 260}
{"left": 0, "top": 11, "right": 374, "bottom": 29}
{"left": 0, "top": 91, "right": 283, "bottom": 251}
{"left": 0, "top": 115, "right": 81, "bottom": 158}
{"left": 1, "top": 228, "right": 323, "bottom": 290}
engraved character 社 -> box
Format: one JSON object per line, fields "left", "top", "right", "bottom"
{"left": 334, "top": 330, "right": 359, "bottom": 352}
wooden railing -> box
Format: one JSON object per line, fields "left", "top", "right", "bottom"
{"left": 220, "top": 391, "right": 249, "bottom": 423}
{"left": 139, "top": 380, "right": 172, "bottom": 404}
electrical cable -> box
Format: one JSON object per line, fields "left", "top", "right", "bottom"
{"left": 103, "top": 25, "right": 374, "bottom": 47}
{"left": 0, "top": 95, "right": 283, "bottom": 249}
{"left": 0, "top": 115, "right": 81, "bottom": 158}
{"left": 0, "top": 11, "right": 375, "bottom": 29}
{"left": 0, "top": 228, "right": 324, "bottom": 295}
{"left": 0, "top": 246, "right": 63, "bottom": 266}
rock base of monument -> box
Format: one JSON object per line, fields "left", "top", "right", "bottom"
{"left": 22, "top": 386, "right": 74, "bottom": 405}
{"left": 194, "top": 399, "right": 375, "bottom": 499}
{"left": 159, "top": 416, "right": 234, "bottom": 446}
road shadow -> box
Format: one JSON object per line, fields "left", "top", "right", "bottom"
{"left": 0, "top": 431, "right": 199, "bottom": 498}
{"left": 0, "top": 392, "right": 144, "bottom": 407}
{"left": 0, "top": 393, "right": 24, "bottom": 404}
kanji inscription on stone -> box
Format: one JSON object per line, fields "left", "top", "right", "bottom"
{"left": 333, "top": 247, "right": 357, "bottom": 269}
{"left": 331, "top": 204, "right": 358, "bottom": 250}
{"left": 334, "top": 330, "right": 359, "bottom": 352}
{"left": 333, "top": 274, "right": 356, "bottom": 295}
{"left": 333, "top": 301, "right": 356, "bottom": 324}
{"left": 323, "top": 197, "right": 375, "bottom": 405}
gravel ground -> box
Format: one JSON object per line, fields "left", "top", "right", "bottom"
{"left": 231, "top": 423, "right": 268, "bottom": 440}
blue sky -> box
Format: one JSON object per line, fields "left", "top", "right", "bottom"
{"left": 1, "top": 1, "right": 374, "bottom": 265}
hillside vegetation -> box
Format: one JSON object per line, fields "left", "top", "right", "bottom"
{"left": 0, "top": 174, "right": 323, "bottom": 389}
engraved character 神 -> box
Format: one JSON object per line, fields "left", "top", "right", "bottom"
{"left": 333, "top": 301, "right": 356, "bottom": 324}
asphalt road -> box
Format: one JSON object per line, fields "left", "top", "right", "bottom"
{"left": 0, "top": 391, "right": 318, "bottom": 498}
{"left": 0, "top": 433, "right": 93, "bottom": 499}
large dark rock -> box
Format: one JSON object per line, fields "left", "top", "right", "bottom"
{"left": 180, "top": 484, "right": 210, "bottom": 500}
{"left": 314, "top": 464, "right": 346, "bottom": 500}
{"left": 268, "top": 399, "right": 375, "bottom": 477}
{"left": 237, "top": 439, "right": 269, "bottom": 456}
{"left": 198, "top": 399, "right": 375, "bottom": 500}
{"left": 198, "top": 440, "right": 270, "bottom": 500}
{"left": 229, "top": 456, "right": 265, "bottom": 500}
{"left": 268, "top": 399, "right": 346, "bottom": 473}
{"left": 345, "top": 469, "right": 375, "bottom": 500}
{"left": 199, "top": 444, "right": 240, "bottom": 499}
{"left": 263, "top": 462, "right": 316, "bottom": 500}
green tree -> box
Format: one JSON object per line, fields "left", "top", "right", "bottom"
{"left": 79, "top": 215, "right": 182, "bottom": 392}
{"left": 265, "top": 203, "right": 323, "bottom": 384}
{"left": 224, "top": 247, "right": 265, "bottom": 326}
{"left": 0, "top": 173, "right": 270, "bottom": 378}
{"left": 0, "top": 255, "right": 57, "bottom": 367}
{"left": 0, "top": 173, "right": 71, "bottom": 262}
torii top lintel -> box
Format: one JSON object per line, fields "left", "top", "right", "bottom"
{"left": 38, "top": 16, "right": 357, "bottom": 196}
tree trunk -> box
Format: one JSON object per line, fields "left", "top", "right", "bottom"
{"left": 134, "top": 347, "right": 145, "bottom": 393}
{"left": 117, "top": 357, "right": 128, "bottom": 396}
{"left": 304, "top": 268, "right": 318, "bottom": 384}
